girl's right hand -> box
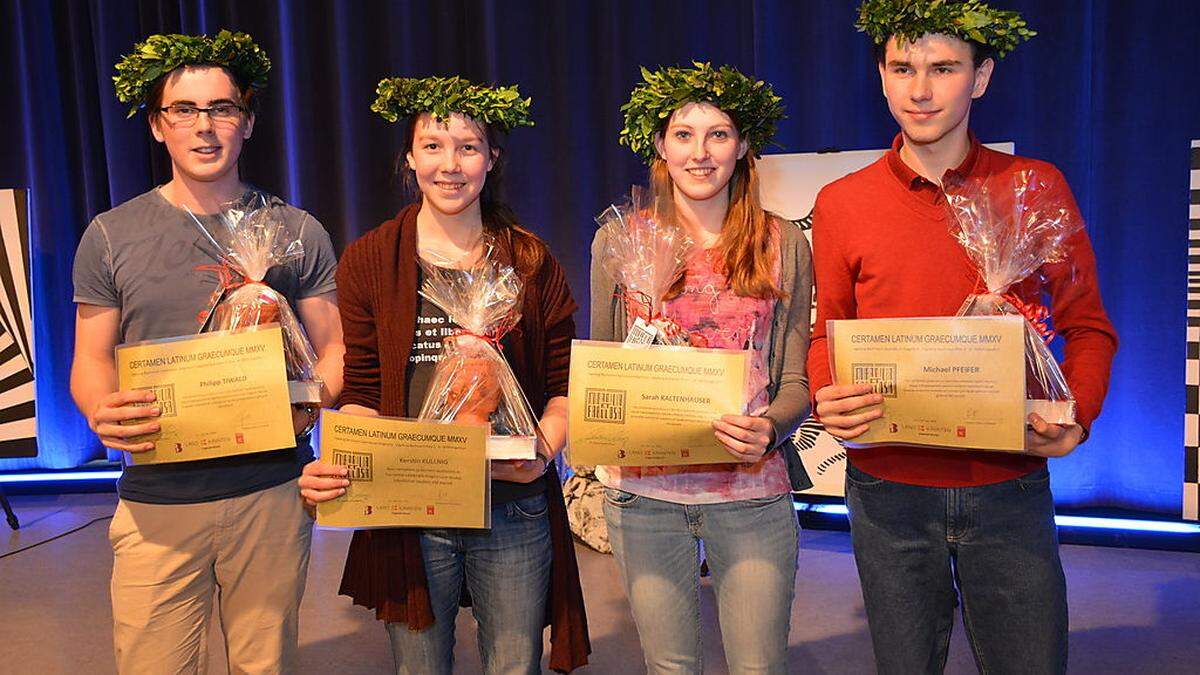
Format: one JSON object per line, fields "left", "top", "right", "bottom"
{"left": 299, "top": 459, "right": 351, "bottom": 506}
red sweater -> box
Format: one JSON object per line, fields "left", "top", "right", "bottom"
{"left": 807, "top": 134, "right": 1118, "bottom": 487}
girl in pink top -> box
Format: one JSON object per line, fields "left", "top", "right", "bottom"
{"left": 589, "top": 63, "right": 812, "bottom": 675}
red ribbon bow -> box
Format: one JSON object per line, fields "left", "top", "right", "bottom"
{"left": 451, "top": 314, "right": 519, "bottom": 350}
{"left": 614, "top": 287, "right": 684, "bottom": 340}
{"left": 194, "top": 262, "right": 247, "bottom": 326}
{"left": 1003, "top": 293, "right": 1055, "bottom": 343}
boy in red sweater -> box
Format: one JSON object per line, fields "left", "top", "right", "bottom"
{"left": 809, "top": 3, "right": 1118, "bottom": 673}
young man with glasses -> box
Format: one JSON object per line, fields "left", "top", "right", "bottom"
{"left": 71, "top": 31, "right": 343, "bottom": 672}
{"left": 807, "top": 3, "right": 1117, "bottom": 673}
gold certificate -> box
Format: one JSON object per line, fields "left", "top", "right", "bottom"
{"left": 116, "top": 325, "right": 295, "bottom": 465}
{"left": 829, "top": 316, "right": 1026, "bottom": 452}
{"left": 316, "top": 410, "right": 490, "bottom": 530}
{"left": 567, "top": 339, "right": 749, "bottom": 466}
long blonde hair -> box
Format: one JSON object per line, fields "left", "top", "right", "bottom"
{"left": 651, "top": 152, "right": 783, "bottom": 299}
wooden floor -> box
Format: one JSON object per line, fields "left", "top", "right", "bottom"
{"left": 2, "top": 492, "right": 1198, "bottom": 674}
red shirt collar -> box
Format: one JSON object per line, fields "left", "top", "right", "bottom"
{"left": 885, "top": 131, "right": 982, "bottom": 192}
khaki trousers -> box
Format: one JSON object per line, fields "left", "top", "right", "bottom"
{"left": 109, "top": 479, "right": 312, "bottom": 675}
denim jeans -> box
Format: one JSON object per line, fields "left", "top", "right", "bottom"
{"left": 603, "top": 489, "right": 799, "bottom": 674}
{"left": 385, "top": 493, "right": 551, "bottom": 675}
{"left": 844, "top": 462, "right": 1068, "bottom": 675}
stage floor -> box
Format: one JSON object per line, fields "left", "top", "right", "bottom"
{"left": 2, "top": 492, "right": 1197, "bottom": 674}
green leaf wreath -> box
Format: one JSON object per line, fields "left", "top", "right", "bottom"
{"left": 855, "top": 0, "right": 1035, "bottom": 58}
{"left": 113, "top": 29, "right": 271, "bottom": 118}
{"left": 618, "top": 61, "right": 785, "bottom": 165}
{"left": 370, "top": 76, "right": 533, "bottom": 132}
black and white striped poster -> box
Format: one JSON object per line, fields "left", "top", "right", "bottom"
{"left": 1185, "top": 141, "right": 1199, "bottom": 520}
{"left": 0, "top": 189, "right": 36, "bottom": 458}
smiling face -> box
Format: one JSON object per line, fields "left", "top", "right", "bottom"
{"left": 149, "top": 66, "right": 254, "bottom": 185}
{"left": 405, "top": 113, "right": 497, "bottom": 217}
{"left": 879, "top": 33, "right": 993, "bottom": 148}
{"left": 653, "top": 102, "right": 748, "bottom": 203}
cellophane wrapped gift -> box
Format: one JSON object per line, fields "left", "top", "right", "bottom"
{"left": 596, "top": 186, "right": 692, "bottom": 345}
{"left": 190, "top": 191, "right": 323, "bottom": 404}
{"left": 945, "top": 169, "right": 1079, "bottom": 425}
{"left": 416, "top": 244, "right": 540, "bottom": 460}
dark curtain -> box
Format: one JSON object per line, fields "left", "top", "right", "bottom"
{"left": 2, "top": 0, "right": 1197, "bottom": 514}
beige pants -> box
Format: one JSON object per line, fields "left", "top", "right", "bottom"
{"left": 109, "top": 479, "right": 313, "bottom": 675}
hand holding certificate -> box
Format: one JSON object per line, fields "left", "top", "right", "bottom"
{"left": 115, "top": 325, "right": 295, "bottom": 464}
{"left": 567, "top": 340, "right": 749, "bottom": 466}
{"left": 316, "top": 410, "right": 490, "bottom": 530}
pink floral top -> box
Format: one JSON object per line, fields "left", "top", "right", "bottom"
{"left": 597, "top": 243, "right": 792, "bottom": 504}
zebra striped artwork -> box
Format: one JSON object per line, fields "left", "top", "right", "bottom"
{"left": 0, "top": 189, "right": 36, "bottom": 458}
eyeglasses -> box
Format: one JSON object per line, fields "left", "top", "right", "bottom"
{"left": 157, "top": 103, "right": 245, "bottom": 127}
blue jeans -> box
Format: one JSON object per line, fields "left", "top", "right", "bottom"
{"left": 385, "top": 493, "right": 551, "bottom": 675}
{"left": 845, "top": 463, "right": 1068, "bottom": 675}
{"left": 603, "top": 489, "right": 799, "bottom": 674}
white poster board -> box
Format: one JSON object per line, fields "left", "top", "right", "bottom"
{"left": 757, "top": 143, "right": 1015, "bottom": 496}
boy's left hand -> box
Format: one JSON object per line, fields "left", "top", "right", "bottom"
{"left": 1025, "top": 413, "right": 1084, "bottom": 458}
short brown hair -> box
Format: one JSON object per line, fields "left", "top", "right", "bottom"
{"left": 144, "top": 64, "right": 257, "bottom": 120}
{"left": 872, "top": 35, "right": 996, "bottom": 68}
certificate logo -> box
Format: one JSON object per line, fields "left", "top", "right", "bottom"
{"left": 147, "top": 384, "right": 178, "bottom": 417}
{"left": 851, "top": 363, "right": 897, "bottom": 398}
{"left": 584, "top": 388, "right": 626, "bottom": 424}
{"left": 332, "top": 450, "right": 373, "bottom": 481}
{"left": 957, "top": 426, "right": 967, "bottom": 438}
{"left": 426, "top": 505, "right": 436, "bottom": 515}
{"left": 235, "top": 433, "right": 244, "bottom": 444}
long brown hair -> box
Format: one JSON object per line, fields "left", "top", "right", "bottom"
{"left": 399, "top": 114, "right": 545, "bottom": 275}
{"left": 652, "top": 149, "right": 782, "bottom": 299}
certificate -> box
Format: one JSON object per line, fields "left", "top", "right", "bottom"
{"left": 829, "top": 316, "right": 1026, "bottom": 452}
{"left": 567, "top": 339, "right": 748, "bottom": 466}
{"left": 116, "top": 325, "right": 295, "bottom": 465}
{"left": 316, "top": 410, "right": 490, "bottom": 530}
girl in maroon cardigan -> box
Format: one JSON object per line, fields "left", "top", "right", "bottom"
{"left": 299, "top": 77, "right": 589, "bottom": 674}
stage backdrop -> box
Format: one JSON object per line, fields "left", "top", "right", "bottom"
{"left": 1, "top": 1, "right": 1198, "bottom": 515}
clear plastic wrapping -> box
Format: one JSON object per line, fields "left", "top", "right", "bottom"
{"left": 945, "top": 169, "right": 1079, "bottom": 424}
{"left": 189, "top": 191, "right": 323, "bottom": 404}
{"left": 596, "top": 186, "right": 692, "bottom": 345}
{"left": 416, "top": 244, "right": 540, "bottom": 460}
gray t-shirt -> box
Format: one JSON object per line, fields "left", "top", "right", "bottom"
{"left": 73, "top": 187, "right": 337, "bottom": 504}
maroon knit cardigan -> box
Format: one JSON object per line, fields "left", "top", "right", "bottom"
{"left": 335, "top": 204, "right": 590, "bottom": 672}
